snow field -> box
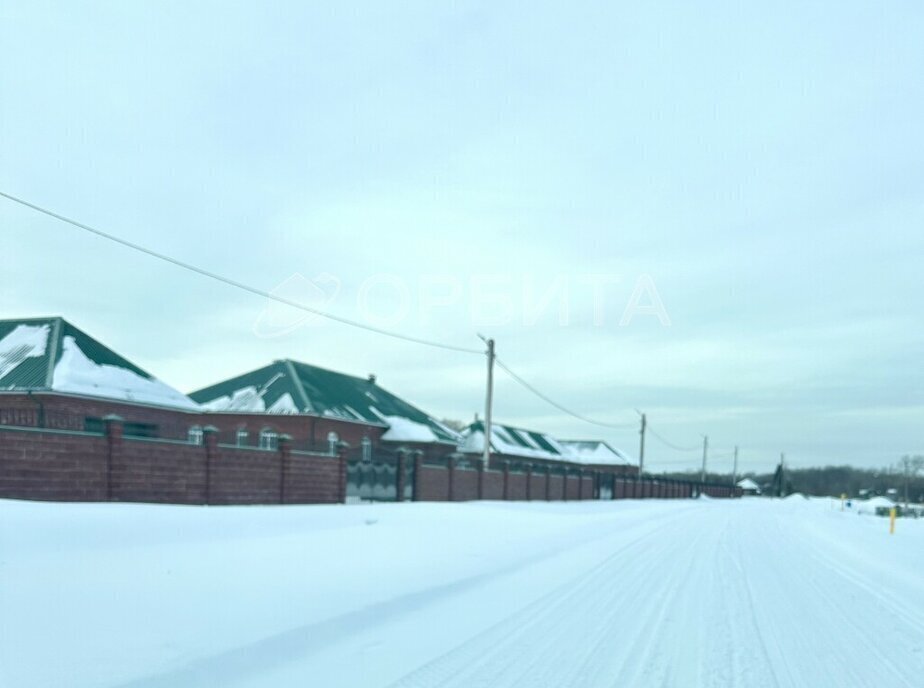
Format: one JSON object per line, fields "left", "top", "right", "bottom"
{"left": 1, "top": 497, "right": 922, "bottom": 687}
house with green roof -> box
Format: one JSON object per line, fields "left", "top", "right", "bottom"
{"left": 0, "top": 317, "right": 198, "bottom": 410}
{"left": 458, "top": 420, "right": 637, "bottom": 473}
{"left": 190, "top": 360, "right": 460, "bottom": 454}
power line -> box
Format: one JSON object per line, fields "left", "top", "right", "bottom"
{"left": 494, "top": 357, "right": 638, "bottom": 430}
{"left": 0, "top": 191, "right": 751, "bottom": 453}
{"left": 0, "top": 190, "right": 482, "bottom": 355}
{"left": 646, "top": 424, "right": 701, "bottom": 452}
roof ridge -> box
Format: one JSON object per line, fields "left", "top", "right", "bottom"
{"left": 282, "top": 359, "right": 313, "bottom": 413}
{"left": 43, "top": 317, "right": 63, "bottom": 388}
{"left": 283, "top": 358, "right": 375, "bottom": 385}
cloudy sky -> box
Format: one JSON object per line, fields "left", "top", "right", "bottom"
{"left": 2, "top": 2, "right": 922, "bottom": 473}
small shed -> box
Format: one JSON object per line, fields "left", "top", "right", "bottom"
{"left": 736, "top": 477, "right": 761, "bottom": 496}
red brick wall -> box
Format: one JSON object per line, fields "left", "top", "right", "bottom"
{"left": 0, "top": 427, "right": 108, "bottom": 501}
{"left": 285, "top": 451, "right": 342, "bottom": 504}
{"left": 482, "top": 471, "right": 504, "bottom": 500}
{"left": 581, "top": 476, "right": 594, "bottom": 498}
{"left": 507, "top": 473, "right": 528, "bottom": 500}
{"left": 199, "top": 412, "right": 385, "bottom": 453}
{"left": 548, "top": 474, "right": 564, "bottom": 499}
{"left": 0, "top": 393, "right": 197, "bottom": 438}
{"left": 415, "top": 465, "right": 449, "bottom": 501}
{"left": 451, "top": 469, "right": 479, "bottom": 501}
{"left": 0, "top": 423, "right": 343, "bottom": 505}
{"left": 111, "top": 438, "right": 206, "bottom": 504}
{"left": 529, "top": 472, "right": 546, "bottom": 500}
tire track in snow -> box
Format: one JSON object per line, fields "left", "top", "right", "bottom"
{"left": 387, "top": 509, "right": 711, "bottom": 688}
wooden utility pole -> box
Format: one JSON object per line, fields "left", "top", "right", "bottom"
{"left": 700, "top": 435, "right": 709, "bottom": 484}
{"left": 638, "top": 412, "right": 647, "bottom": 478}
{"left": 482, "top": 337, "right": 495, "bottom": 471}
{"left": 732, "top": 445, "right": 739, "bottom": 487}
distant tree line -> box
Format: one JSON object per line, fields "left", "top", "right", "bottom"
{"left": 658, "top": 456, "right": 924, "bottom": 502}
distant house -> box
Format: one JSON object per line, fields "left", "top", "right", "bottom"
{"left": 0, "top": 316, "right": 199, "bottom": 437}
{"left": 190, "top": 360, "right": 459, "bottom": 457}
{"left": 558, "top": 439, "right": 636, "bottom": 472}
{"left": 458, "top": 421, "right": 638, "bottom": 475}
{"left": 736, "top": 477, "right": 761, "bottom": 496}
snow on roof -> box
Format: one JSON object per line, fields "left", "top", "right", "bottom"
{"left": 459, "top": 422, "right": 635, "bottom": 466}
{"left": 558, "top": 440, "right": 634, "bottom": 466}
{"left": 0, "top": 323, "right": 49, "bottom": 381}
{"left": 0, "top": 317, "right": 197, "bottom": 410}
{"left": 736, "top": 478, "right": 760, "bottom": 490}
{"left": 191, "top": 360, "right": 460, "bottom": 443}
{"left": 200, "top": 386, "right": 267, "bottom": 412}
{"left": 377, "top": 414, "right": 440, "bottom": 443}
{"left": 52, "top": 336, "right": 198, "bottom": 410}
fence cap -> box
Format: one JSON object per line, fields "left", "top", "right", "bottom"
{"left": 279, "top": 433, "right": 293, "bottom": 441}
{"left": 102, "top": 414, "right": 124, "bottom": 422}
{"left": 202, "top": 425, "right": 219, "bottom": 433}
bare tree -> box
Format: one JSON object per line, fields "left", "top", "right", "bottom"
{"left": 900, "top": 455, "right": 924, "bottom": 506}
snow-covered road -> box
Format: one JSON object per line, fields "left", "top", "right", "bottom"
{"left": 2, "top": 497, "right": 922, "bottom": 687}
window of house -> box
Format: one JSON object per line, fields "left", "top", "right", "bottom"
{"left": 361, "top": 436, "right": 372, "bottom": 462}
{"left": 236, "top": 429, "right": 249, "bottom": 447}
{"left": 188, "top": 426, "right": 204, "bottom": 445}
{"left": 327, "top": 431, "right": 339, "bottom": 454}
{"left": 259, "top": 429, "right": 278, "bottom": 450}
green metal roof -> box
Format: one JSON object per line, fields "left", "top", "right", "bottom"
{"left": 190, "top": 359, "right": 460, "bottom": 444}
{"left": 466, "top": 420, "right": 567, "bottom": 457}
{"left": 0, "top": 316, "right": 196, "bottom": 409}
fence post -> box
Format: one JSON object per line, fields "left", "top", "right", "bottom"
{"left": 545, "top": 466, "right": 552, "bottom": 500}
{"left": 503, "top": 461, "right": 510, "bottom": 500}
{"left": 203, "top": 425, "right": 219, "bottom": 505}
{"left": 412, "top": 452, "right": 424, "bottom": 501}
{"left": 278, "top": 434, "right": 292, "bottom": 504}
{"left": 526, "top": 464, "right": 533, "bottom": 501}
{"left": 578, "top": 470, "right": 584, "bottom": 500}
{"left": 337, "top": 442, "right": 348, "bottom": 504}
{"left": 448, "top": 455, "right": 456, "bottom": 501}
{"left": 103, "top": 414, "right": 123, "bottom": 502}
{"left": 477, "top": 457, "right": 485, "bottom": 500}
{"left": 396, "top": 449, "right": 407, "bottom": 502}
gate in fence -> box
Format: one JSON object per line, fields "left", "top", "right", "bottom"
{"left": 345, "top": 446, "right": 412, "bottom": 502}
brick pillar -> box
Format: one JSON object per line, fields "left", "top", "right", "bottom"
{"left": 203, "top": 425, "right": 219, "bottom": 505}
{"left": 337, "top": 442, "right": 348, "bottom": 504}
{"left": 525, "top": 464, "right": 533, "bottom": 501}
{"left": 396, "top": 450, "right": 407, "bottom": 502}
{"left": 477, "top": 458, "right": 485, "bottom": 500}
{"left": 103, "top": 414, "right": 123, "bottom": 501}
{"left": 562, "top": 469, "right": 568, "bottom": 501}
{"left": 578, "top": 471, "right": 584, "bottom": 500}
{"left": 503, "top": 461, "right": 510, "bottom": 500}
{"left": 545, "top": 467, "right": 551, "bottom": 501}
{"left": 279, "top": 434, "right": 292, "bottom": 504}
{"left": 412, "top": 452, "right": 424, "bottom": 501}
{"left": 448, "top": 455, "right": 456, "bottom": 501}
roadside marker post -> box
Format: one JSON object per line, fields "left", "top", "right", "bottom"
{"left": 889, "top": 507, "right": 896, "bottom": 535}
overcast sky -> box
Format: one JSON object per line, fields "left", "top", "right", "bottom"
{"left": 2, "top": 2, "right": 923, "bottom": 473}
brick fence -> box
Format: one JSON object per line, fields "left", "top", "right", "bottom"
{"left": 0, "top": 419, "right": 741, "bottom": 505}
{"left": 412, "top": 457, "right": 740, "bottom": 502}
{"left": 0, "top": 417, "right": 344, "bottom": 504}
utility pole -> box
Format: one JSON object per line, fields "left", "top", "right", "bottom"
{"left": 480, "top": 336, "right": 495, "bottom": 471}
{"left": 637, "top": 411, "right": 646, "bottom": 478}
{"left": 700, "top": 435, "right": 709, "bottom": 484}
{"left": 732, "top": 445, "right": 739, "bottom": 487}
{"left": 779, "top": 452, "right": 785, "bottom": 497}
